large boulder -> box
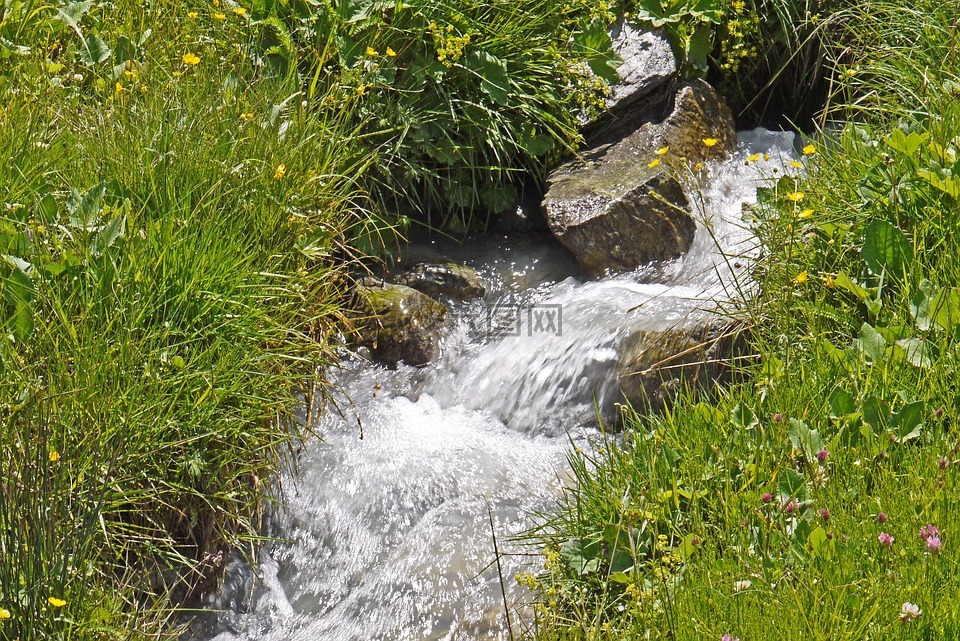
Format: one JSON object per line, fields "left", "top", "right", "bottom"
{"left": 394, "top": 262, "right": 486, "bottom": 301}
{"left": 544, "top": 79, "right": 735, "bottom": 276}
{"left": 616, "top": 319, "right": 747, "bottom": 414}
{"left": 354, "top": 279, "right": 447, "bottom": 367}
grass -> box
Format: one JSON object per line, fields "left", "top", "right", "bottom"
{"left": 531, "top": 1, "right": 960, "bottom": 639}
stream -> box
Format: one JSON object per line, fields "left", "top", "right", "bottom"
{"left": 195, "top": 128, "right": 798, "bottom": 641}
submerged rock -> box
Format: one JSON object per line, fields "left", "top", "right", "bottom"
{"left": 394, "top": 262, "right": 486, "bottom": 301}
{"left": 543, "top": 79, "right": 736, "bottom": 276}
{"left": 616, "top": 319, "right": 747, "bottom": 414}
{"left": 354, "top": 279, "right": 447, "bottom": 367}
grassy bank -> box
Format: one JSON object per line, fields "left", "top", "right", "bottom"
{"left": 533, "top": 1, "right": 960, "bottom": 639}
{"left": 0, "top": 0, "right": 622, "bottom": 636}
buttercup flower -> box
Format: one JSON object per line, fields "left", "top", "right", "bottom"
{"left": 799, "top": 208, "right": 814, "bottom": 220}
{"left": 900, "top": 602, "right": 922, "bottom": 621}
{"left": 182, "top": 52, "right": 200, "bottom": 65}
{"left": 656, "top": 146, "right": 669, "bottom": 155}
{"left": 648, "top": 158, "right": 661, "bottom": 168}
{"left": 0, "top": 608, "right": 10, "bottom": 619}
{"left": 366, "top": 46, "right": 378, "bottom": 56}
{"left": 48, "top": 597, "right": 66, "bottom": 608}
{"left": 703, "top": 138, "right": 719, "bottom": 147}
{"left": 187, "top": 10, "right": 198, "bottom": 17}
{"left": 233, "top": 6, "right": 246, "bottom": 15}
{"left": 747, "top": 152, "right": 761, "bottom": 162}
{"left": 792, "top": 271, "right": 808, "bottom": 285}
{"left": 786, "top": 191, "right": 805, "bottom": 202}
{"left": 49, "top": 450, "right": 60, "bottom": 463}
{"left": 273, "top": 164, "right": 286, "bottom": 180}
{"left": 214, "top": 12, "right": 226, "bottom": 19}
{"left": 386, "top": 47, "right": 397, "bottom": 57}
{"left": 803, "top": 144, "right": 817, "bottom": 155}
{"left": 789, "top": 159, "right": 803, "bottom": 168}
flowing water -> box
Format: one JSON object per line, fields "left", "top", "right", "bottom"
{"left": 196, "top": 129, "right": 799, "bottom": 641}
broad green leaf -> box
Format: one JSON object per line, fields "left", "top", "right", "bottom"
{"left": 80, "top": 34, "right": 112, "bottom": 66}
{"left": 465, "top": 51, "right": 510, "bottom": 105}
{"left": 67, "top": 182, "right": 106, "bottom": 230}
{"left": 857, "top": 323, "right": 887, "bottom": 363}
{"left": 788, "top": 418, "right": 822, "bottom": 462}
{"left": 862, "top": 219, "right": 912, "bottom": 277}
{"left": 828, "top": 388, "right": 856, "bottom": 419}
{"left": 893, "top": 401, "right": 924, "bottom": 443}
{"left": 862, "top": 395, "right": 890, "bottom": 431}
{"left": 894, "top": 337, "right": 932, "bottom": 368}
{"left": 731, "top": 402, "right": 759, "bottom": 430}
{"left": 834, "top": 272, "right": 873, "bottom": 303}
{"left": 884, "top": 129, "right": 929, "bottom": 155}
{"left": 777, "top": 468, "right": 807, "bottom": 502}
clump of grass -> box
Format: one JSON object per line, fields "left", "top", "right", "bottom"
{"left": 0, "top": 1, "right": 372, "bottom": 637}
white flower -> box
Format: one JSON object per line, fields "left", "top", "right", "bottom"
{"left": 900, "top": 602, "right": 922, "bottom": 621}
{"left": 733, "top": 580, "right": 752, "bottom": 593}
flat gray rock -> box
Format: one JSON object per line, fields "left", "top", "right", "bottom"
{"left": 607, "top": 21, "right": 677, "bottom": 113}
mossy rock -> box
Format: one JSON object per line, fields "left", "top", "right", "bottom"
{"left": 354, "top": 279, "right": 447, "bottom": 367}
{"left": 394, "top": 262, "right": 486, "bottom": 301}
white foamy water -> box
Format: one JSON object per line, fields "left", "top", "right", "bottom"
{"left": 195, "top": 129, "right": 798, "bottom": 641}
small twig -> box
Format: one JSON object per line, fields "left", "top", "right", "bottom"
{"left": 486, "top": 501, "right": 515, "bottom": 641}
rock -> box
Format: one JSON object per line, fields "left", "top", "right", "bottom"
{"left": 354, "top": 279, "right": 447, "bottom": 367}
{"left": 616, "top": 319, "right": 747, "bottom": 414}
{"left": 394, "top": 262, "right": 486, "bottom": 301}
{"left": 606, "top": 21, "right": 677, "bottom": 115}
{"left": 544, "top": 79, "right": 736, "bottom": 276}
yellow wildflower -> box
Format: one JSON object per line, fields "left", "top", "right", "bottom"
{"left": 703, "top": 138, "right": 719, "bottom": 147}
{"left": 747, "top": 153, "right": 761, "bottom": 162}
{"left": 789, "top": 159, "right": 803, "bottom": 168}
{"left": 763, "top": 153, "right": 770, "bottom": 161}
{"left": 655, "top": 146, "right": 669, "bottom": 155}
{"left": 803, "top": 144, "right": 817, "bottom": 155}
{"left": 273, "top": 164, "right": 286, "bottom": 180}
{"left": 786, "top": 191, "right": 805, "bottom": 202}
{"left": 233, "top": 6, "right": 246, "bottom": 15}
{"left": 0, "top": 607, "right": 10, "bottom": 620}
{"left": 115, "top": 82, "right": 123, "bottom": 94}
{"left": 798, "top": 208, "right": 813, "bottom": 219}
{"left": 49, "top": 450, "right": 60, "bottom": 463}
{"left": 792, "top": 270, "right": 809, "bottom": 285}
{"left": 187, "top": 10, "right": 198, "bottom": 17}
{"left": 823, "top": 273, "right": 836, "bottom": 289}
{"left": 172, "top": 70, "right": 182, "bottom": 78}
{"left": 141, "top": 86, "right": 147, "bottom": 93}
{"left": 239, "top": 112, "right": 254, "bottom": 121}
{"left": 48, "top": 597, "right": 66, "bottom": 608}
{"left": 648, "top": 158, "right": 661, "bottom": 168}
{"left": 386, "top": 47, "right": 397, "bottom": 57}
{"left": 365, "top": 46, "right": 378, "bottom": 56}
{"left": 214, "top": 12, "right": 226, "bottom": 19}
{"left": 695, "top": 162, "right": 703, "bottom": 169}
{"left": 183, "top": 52, "right": 200, "bottom": 65}
{"left": 124, "top": 69, "right": 137, "bottom": 79}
